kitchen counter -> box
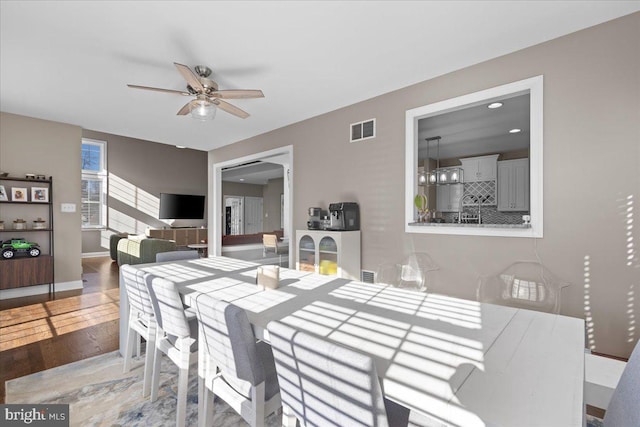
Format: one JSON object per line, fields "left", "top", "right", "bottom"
{"left": 409, "top": 222, "right": 531, "bottom": 229}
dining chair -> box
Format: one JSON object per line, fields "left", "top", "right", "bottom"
{"left": 376, "top": 252, "right": 438, "bottom": 291}
{"left": 156, "top": 250, "right": 199, "bottom": 262}
{"left": 268, "top": 321, "right": 413, "bottom": 427}
{"left": 588, "top": 339, "right": 640, "bottom": 427}
{"left": 476, "top": 261, "right": 570, "bottom": 314}
{"left": 193, "top": 292, "right": 281, "bottom": 427}
{"left": 145, "top": 274, "right": 198, "bottom": 427}
{"left": 120, "top": 264, "right": 157, "bottom": 399}
{"left": 263, "top": 233, "right": 287, "bottom": 256}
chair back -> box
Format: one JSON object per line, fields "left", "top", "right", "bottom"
{"left": 263, "top": 234, "right": 278, "bottom": 248}
{"left": 194, "top": 292, "right": 265, "bottom": 387}
{"left": 145, "top": 275, "right": 191, "bottom": 339}
{"left": 267, "top": 321, "right": 390, "bottom": 427}
{"left": 477, "top": 261, "right": 570, "bottom": 314}
{"left": 376, "top": 252, "right": 438, "bottom": 291}
{"left": 156, "top": 250, "right": 199, "bottom": 263}
{"left": 120, "top": 264, "right": 155, "bottom": 317}
{"left": 604, "top": 340, "right": 640, "bottom": 426}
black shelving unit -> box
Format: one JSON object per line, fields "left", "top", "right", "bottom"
{"left": 0, "top": 175, "right": 55, "bottom": 296}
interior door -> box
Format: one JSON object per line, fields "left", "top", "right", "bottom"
{"left": 244, "top": 196, "right": 263, "bottom": 234}
{"left": 224, "top": 196, "right": 243, "bottom": 235}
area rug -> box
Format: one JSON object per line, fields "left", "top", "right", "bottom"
{"left": 5, "top": 350, "right": 282, "bottom": 427}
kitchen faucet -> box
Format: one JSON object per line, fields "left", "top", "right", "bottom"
{"left": 460, "top": 193, "right": 482, "bottom": 224}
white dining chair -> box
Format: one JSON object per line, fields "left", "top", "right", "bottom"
{"left": 268, "top": 321, "right": 415, "bottom": 427}
{"left": 120, "top": 264, "right": 157, "bottom": 399}
{"left": 477, "top": 261, "right": 570, "bottom": 314}
{"left": 145, "top": 274, "right": 198, "bottom": 427}
{"left": 193, "top": 292, "right": 281, "bottom": 427}
{"left": 156, "top": 250, "right": 199, "bottom": 263}
{"left": 377, "top": 252, "right": 438, "bottom": 292}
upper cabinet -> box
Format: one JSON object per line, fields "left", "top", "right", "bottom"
{"left": 460, "top": 154, "right": 499, "bottom": 182}
{"left": 498, "top": 159, "right": 529, "bottom": 211}
{"left": 436, "top": 183, "right": 463, "bottom": 212}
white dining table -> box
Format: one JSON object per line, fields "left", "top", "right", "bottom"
{"left": 120, "top": 256, "right": 585, "bottom": 427}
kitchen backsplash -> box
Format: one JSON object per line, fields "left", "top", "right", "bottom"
{"left": 442, "top": 206, "right": 528, "bottom": 224}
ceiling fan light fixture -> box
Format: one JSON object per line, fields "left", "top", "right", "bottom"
{"left": 189, "top": 97, "right": 217, "bottom": 121}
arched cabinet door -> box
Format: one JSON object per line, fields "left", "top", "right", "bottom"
{"left": 295, "top": 230, "right": 361, "bottom": 280}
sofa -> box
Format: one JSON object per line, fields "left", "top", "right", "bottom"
{"left": 116, "top": 236, "right": 176, "bottom": 265}
{"left": 109, "top": 233, "right": 128, "bottom": 261}
{"left": 222, "top": 230, "right": 283, "bottom": 246}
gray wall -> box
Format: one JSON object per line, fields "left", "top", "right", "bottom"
{"left": 221, "top": 178, "right": 284, "bottom": 233}
{"left": 82, "top": 130, "right": 207, "bottom": 254}
{"left": 208, "top": 14, "right": 640, "bottom": 358}
{"left": 263, "top": 178, "right": 284, "bottom": 232}
{"left": 0, "top": 112, "right": 83, "bottom": 285}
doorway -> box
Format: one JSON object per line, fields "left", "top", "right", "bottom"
{"left": 211, "top": 145, "right": 294, "bottom": 267}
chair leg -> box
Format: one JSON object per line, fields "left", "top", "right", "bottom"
{"left": 282, "top": 405, "right": 297, "bottom": 427}
{"left": 251, "top": 382, "right": 265, "bottom": 427}
{"left": 176, "top": 365, "right": 189, "bottom": 427}
{"left": 142, "top": 333, "right": 154, "bottom": 398}
{"left": 200, "top": 382, "right": 215, "bottom": 427}
{"left": 150, "top": 344, "right": 161, "bottom": 402}
{"left": 122, "top": 322, "right": 135, "bottom": 373}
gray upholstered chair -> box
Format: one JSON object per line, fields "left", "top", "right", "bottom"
{"left": 120, "top": 264, "right": 157, "bottom": 399}
{"left": 599, "top": 339, "right": 640, "bottom": 426}
{"left": 268, "top": 321, "right": 412, "bottom": 427}
{"left": 477, "top": 261, "right": 570, "bottom": 314}
{"left": 145, "top": 275, "right": 198, "bottom": 427}
{"left": 155, "top": 250, "right": 199, "bottom": 263}
{"left": 194, "top": 293, "right": 281, "bottom": 427}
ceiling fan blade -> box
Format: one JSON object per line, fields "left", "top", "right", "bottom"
{"left": 214, "top": 99, "right": 250, "bottom": 119}
{"left": 176, "top": 102, "right": 191, "bottom": 116}
{"left": 128, "top": 84, "right": 190, "bottom": 96}
{"left": 210, "top": 90, "right": 264, "bottom": 99}
{"left": 174, "top": 62, "right": 204, "bottom": 92}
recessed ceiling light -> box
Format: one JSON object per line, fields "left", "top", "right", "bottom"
{"left": 176, "top": 145, "right": 186, "bottom": 149}
{"left": 509, "top": 128, "right": 521, "bottom": 133}
{"left": 487, "top": 102, "right": 503, "bottom": 109}
{"left": 239, "top": 178, "right": 245, "bottom": 182}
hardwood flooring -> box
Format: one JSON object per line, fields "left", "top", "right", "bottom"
{"left": 0, "top": 256, "right": 119, "bottom": 403}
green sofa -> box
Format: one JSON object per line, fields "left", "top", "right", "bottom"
{"left": 116, "top": 236, "right": 176, "bottom": 265}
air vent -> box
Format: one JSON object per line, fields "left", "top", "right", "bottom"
{"left": 361, "top": 270, "right": 375, "bottom": 284}
{"left": 350, "top": 118, "right": 376, "bottom": 142}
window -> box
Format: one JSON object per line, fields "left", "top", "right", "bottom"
{"left": 81, "top": 139, "right": 107, "bottom": 229}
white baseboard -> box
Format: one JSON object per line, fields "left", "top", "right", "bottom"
{"left": 82, "top": 251, "right": 111, "bottom": 258}
{"left": 0, "top": 279, "right": 83, "bottom": 300}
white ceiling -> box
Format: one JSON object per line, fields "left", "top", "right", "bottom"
{"left": 1, "top": 1, "right": 638, "bottom": 152}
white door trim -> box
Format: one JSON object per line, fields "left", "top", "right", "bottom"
{"left": 210, "top": 145, "right": 294, "bottom": 267}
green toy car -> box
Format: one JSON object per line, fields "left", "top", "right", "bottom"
{"left": 1, "top": 238, "right": 41, "bottom": 259}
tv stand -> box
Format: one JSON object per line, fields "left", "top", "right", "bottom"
{"left": 148, "top": 227, "right": 207, "bottom": 246}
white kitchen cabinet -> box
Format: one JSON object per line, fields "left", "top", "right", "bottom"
{"left": 460, "top": 154, "right": 499, "bottom": 182}
{"left": 296, "top": 230, "right": 360, "bottom": 280}
{"left": 498, "top": 158, "right": 529, "bottom": 211}
{"left": 436, "top": 183, "right": 463, "bottom": 212}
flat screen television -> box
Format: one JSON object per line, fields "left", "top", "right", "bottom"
{"left": 159, "top": 193, "right": 205, "bottom": 220}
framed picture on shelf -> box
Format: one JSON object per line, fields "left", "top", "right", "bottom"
{"left": 11, "top": 187, "right": 28, "bottom": 202}
{"left": 0, "top": 185, "right": 7, "bottom": 201}
{"left": 31, "top": 187, "right": 49, "bottom": 203}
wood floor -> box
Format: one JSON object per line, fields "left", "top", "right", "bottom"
{"left": 0, "top": 256, "right": 119, "bottom": 403}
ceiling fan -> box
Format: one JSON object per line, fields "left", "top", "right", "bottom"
{"left": 128, "top": 62, "right": 264, "bottom": 120}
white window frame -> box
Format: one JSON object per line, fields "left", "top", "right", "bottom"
{"left": 405, "top": 75, "right": 543, "bottom": 238}
{"left": 81, "top": 138, "right": 107, "bottom": 229}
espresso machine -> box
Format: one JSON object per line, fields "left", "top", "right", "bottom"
{"left": 328, "top": 202, "right": 360, "bottom": 231}
{"left": 307, "top": 207, "right": 327, "bottom": 230}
